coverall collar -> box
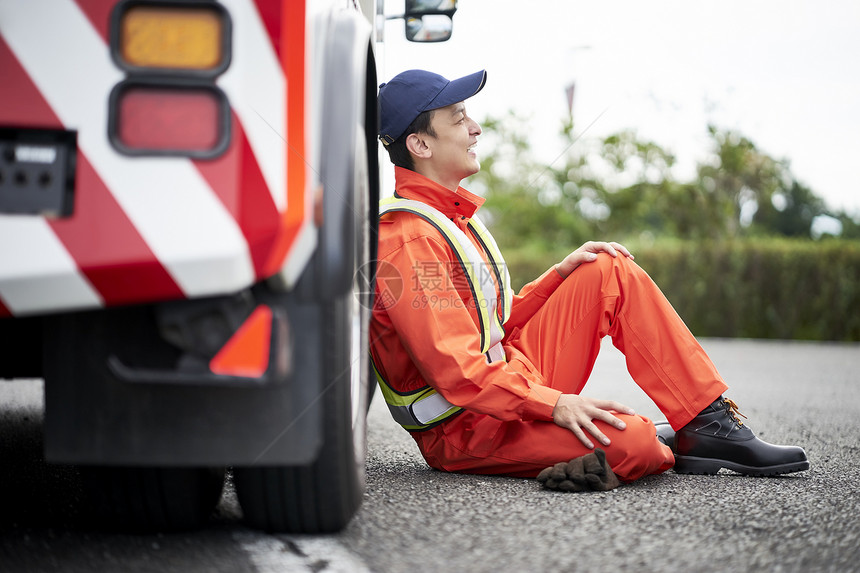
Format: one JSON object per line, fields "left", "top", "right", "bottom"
{"left": 393, "top": 166, "right": 485, "bottom": 220}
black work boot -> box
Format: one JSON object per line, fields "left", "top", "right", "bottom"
{"left": 674, "top": 396, "right": 809, "bottom": 476}
{"left": 654, "top": 421, "right": 675, "bottom": 450}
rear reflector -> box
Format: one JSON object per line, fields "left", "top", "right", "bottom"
{"left": 118, "top": 4, "right": 226, "bottom": 72}
{"left": 209, "top": 305, "right": 273, "bottom": 378}
{"left": 110, "top": 83, "right": 229, "bottom": 157}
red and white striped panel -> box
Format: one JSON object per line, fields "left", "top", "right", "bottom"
{"left": 0, "top": 0, "right": 314, "bottom": 317}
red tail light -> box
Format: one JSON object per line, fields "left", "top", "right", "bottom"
{"left": 110, "top": 82, "right": 229, "bottom": 157}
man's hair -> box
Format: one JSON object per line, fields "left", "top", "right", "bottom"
{"left": 383, "top": 109, "right": 436, "bottom": 171}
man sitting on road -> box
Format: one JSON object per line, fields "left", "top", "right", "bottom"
{"left": 369, "top": 69, "right": 809, "bottom": 491}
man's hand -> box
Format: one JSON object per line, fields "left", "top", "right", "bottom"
{"left": 552, "top": 394, "right": 635, "bottom": 449}
{"left": 555, "top": 241, "right": 634, "bottom": 279}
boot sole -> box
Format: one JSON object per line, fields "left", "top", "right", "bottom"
{"left": 674, "top": 455, "right": 810, "bottom": 476}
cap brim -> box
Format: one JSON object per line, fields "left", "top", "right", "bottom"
{"left": 425, "top": 70, "right": 487, "bottom": 112}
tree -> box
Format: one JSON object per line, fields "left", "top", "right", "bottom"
{"left": 829, "top": 209, "right": 860, "bottom": 240}
{"left": 472, "top": 113, "right": 835, "bottom": 246}
{"left": 752, "top": 179, "right": 825, "bottom": 237}
{"left": 696, "top": 125, "right": 831, "bottom": 239}
{"left": 467, "top": 113, "right": 594, "bottom": 253}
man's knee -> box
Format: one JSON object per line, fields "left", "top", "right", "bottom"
{"left": 567, "top": 252, "right": 640, "bottom": 291}
{"left": 616, "top": 414, "right": 655, "bottom": 441}
{"left": 600, "top": 414, "right": 656, "bottom": 451}
{"left": 584, "top": 252, "right": 638, "bottom": 275}
{"left": 604, "top": 415, "right": 673, "bottom": 481}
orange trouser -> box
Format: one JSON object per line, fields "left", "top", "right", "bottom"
{"left": 413, "top": 254, "right": 728, "bottom": 482}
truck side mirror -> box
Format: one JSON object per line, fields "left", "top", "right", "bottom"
{"left": 404, "top": 0, "right": 458, "bottom": 43}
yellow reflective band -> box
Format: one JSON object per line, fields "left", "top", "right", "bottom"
{"left": 468, "top": 217, "right": 512, "bottom": 324}
{"left": 372, "top": 357, "right": 461, "bottom": 431}
{"left": 380, "top": 197, "right": 495, "bottom": 353}
{"left": 375, "top": 197, "right": 513, "bottom": 432}
{"left": 373, "top": 361, "right": 416, "bottom": 408}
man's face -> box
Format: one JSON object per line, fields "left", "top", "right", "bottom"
{"left": 423, "top": 102, "right": 482, "bottom": 186}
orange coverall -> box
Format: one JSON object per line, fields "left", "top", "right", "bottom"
{"left": 370, "top": 167, "right": 728, "bottom": 482}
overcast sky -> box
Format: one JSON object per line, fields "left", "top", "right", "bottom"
{"left": 380, "top": 0, "right": 860, "bottom": 216}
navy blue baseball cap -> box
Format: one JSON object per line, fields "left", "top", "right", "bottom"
{"left": 378, "top": 69, "right": 487, "bottom": 145}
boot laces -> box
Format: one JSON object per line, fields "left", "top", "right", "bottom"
{"left": 722, "top": 398, "right": 747, "bottom": 427}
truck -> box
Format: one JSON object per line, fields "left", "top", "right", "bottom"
{"left": 0, "top": 0, "right": 458, "bottom": 533}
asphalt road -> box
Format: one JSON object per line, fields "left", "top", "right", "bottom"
{"left": 1, "top": 338, "right": 858, "bottom": 572}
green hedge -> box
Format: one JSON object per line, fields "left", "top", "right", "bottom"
{"left": 502, "top": 239, "right": 860, "bottom": 342}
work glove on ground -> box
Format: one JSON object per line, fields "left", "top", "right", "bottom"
{"left": 536, "top": 449, "right": 621, "bottom": 492}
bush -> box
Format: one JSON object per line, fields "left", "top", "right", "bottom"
{"left": 504, "top": 239, "right": 860, "bottom": 342}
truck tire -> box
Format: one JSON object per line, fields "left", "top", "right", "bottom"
{"left": 234, "top": 228, "right": 370, "bottom": 533}
{"left": 80, "top": 466, "right": 225, "bottom": 532}
{"left": 234, "top": 125, "right": 371, "bottom": 534}
{"left": 233, "top": 293, "right": 368, "bottom": 533}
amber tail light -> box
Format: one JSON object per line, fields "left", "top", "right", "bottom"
{"left": 111, "top": 1, "right": 230, "bottom": 75}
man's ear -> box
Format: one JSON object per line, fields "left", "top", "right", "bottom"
{"left": 406, "top": 133, "right": 432, "bottom": 160}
